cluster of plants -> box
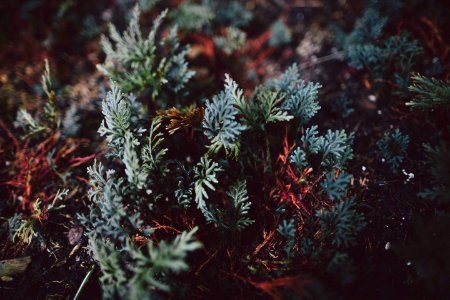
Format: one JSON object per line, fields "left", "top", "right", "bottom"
{"left": 0, "top": 0, "right": 449, "bottom": 299}
{"left": 1, "top": 60, "right": 94, "bottom": 247}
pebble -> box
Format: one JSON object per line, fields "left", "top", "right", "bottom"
{"left": 385, "top": 242, "right": 391, "bottom": 250}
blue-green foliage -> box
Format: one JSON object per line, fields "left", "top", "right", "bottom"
{"left": 321, "top": 172, "right": 352, "bottom": 201}
{"left": 193, "top": 155, "right": 223, "bottom": 214}
{"left": 203, "top": 90, "right": 246, "bottom": 155}
{"left": 214, "top": 26, "right": 247, "bottom": 55}
{"left": 124, "top": 131, "right": 147, "bottom": 190}
{"left": 273, "top": 63, "right": 300, "bottom": 92}
{"left": 290, "top": 147, "right": 307, "bottom": 170}
{"left": 165, "top": 26, "right": 196, "bottom": 94}
{"left": 80, "top": 160, "right": 142, "bottom": 244}
{"left": 98, "top": 6, "right": 194, "bottom": 99}
{"left": 346, "top": 43, "right": 385, "bottom": 70}
{"left": 269, "top": 20, "right": 291, "bottom": 47}
{"left": 203, "top": 67, "right": 320, "bottom": 156}
{"left": 346, "top": 8, "right": 387, "bottom": 46}
{"left": 277, "top": 219, "right": 296, "bottom": 258}
{"left": 384, "top": 34, "right": 422, "bottom": 73}
{"left": 142, "top": 117, "right": 168, "bottom": 173}
{"left": 340, "top": 6, "right": 422, "bottom": 83}
{"left": 98, "top": 82, "right": 146, "bottom": 158}
{"left": 290, "top": 125, "right": 354, "bottom": 171}
{"left": 272, "top": 64, "right": 322, "bottom": 124}
{"left": 167, "top": 0, "right": 252, "bottom": 32}
{"left": 80, "top": 82, "right": 202, "bottom": 298}
{"left": 376, "top": 128, "right": 409, "bottom": 172}
{"left": 205, "top": 180, "right": 254, "bottom": 231}
{"left": 236, "top": 88, "right": 293, "bottom": 131}
{"left": 127, "top": 228, "right": 202, "bottom": 295}
{"left": 316, "top": 197, "right": 366, "bottom": 248}
{"left": 320, "top": 129, "right": 354, "bottom": 169}
{"left": 174, "top": 163, "right": 194, "bottom": 208}
{"left": 202, "top": 0, "right": 252, "bottom": 28}
{"left": 171, "top": 1, "right": 214, "bottom": 31}
{"left": 281, "top": 81, "right": 321, "bottom": 124}
{"left": 14, "top": 60, "right": 69, "bottom": 138}
{"left": 89, "top": 239, "right": 128, "bottom": 299}
{"left": 84, "top": 56, "right": 365, "bottom": 297}
{"left": 331, "top": 94, "right": 354, "bottom": 118}
{"left": 226, "top": 180, "right": 254, "bottom": 230}
{"left": 90, "top": 227, "right": 201, "bottom": 300}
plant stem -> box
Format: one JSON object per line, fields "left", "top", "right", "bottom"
{"left": 73, "top": 265, "right": 95, "bottom": 300}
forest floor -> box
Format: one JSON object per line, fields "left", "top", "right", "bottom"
{"left": 0, "top": 0, "right": 449, "bottom": 299}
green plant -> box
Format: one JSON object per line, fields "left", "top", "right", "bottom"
{"left": 337, "top": 5, "right": 423, "bottom": 93}
{"left": 193, "top": 155, "right": 223, "bottom": 215}
{"left": 89, "top": 227, "right": 201, "bottom": 299}
{"left": 277, "top": 219, "right": 296, "bottom": 258}
{"left": 269, "top": 20, "right": 291, "bottom": 47}
{"left": 9, "top": 189, "right": 69, "bottom": 245}
{"left": 214, "top": 27, "right": 247, "bottom": 55}
{"left": 270, "top": 64, "right": 322, "bottom": 124}
{"left": 171, "top": 1, "right": 214, "bottom": 31}
{"left": 316, "top": 197, "right": 366, "bottom": 248}
{"left": 202, "top": 0, "right": 252, "bottom": 28}
{"left": 376, "top": 128, "right": 409, "bottom": 172}
{"left": 98, "top": 6, "right": 194, "bottom": 99}
{"left": 407, "top": 74, "right": 450, "bottom": 109}
{"left": 331, "top": 94, "right": 354, "bottom": 118}
{"left": 206, "top": 180, "right": 254, "bottom": 231}
{"left": 321, "top": 172, "right": 352, "bottom": 201}
{"left": 80, "top": 81, "right": 202, "bottom": 297}
{"left": 290, "top": 125, "right": 354, "bottom": 171}
{"left": 14, "top": 59, "right": 59, "bottom": 137}
{"left": 80, "top": 57, "right": 365, "bottom": 298}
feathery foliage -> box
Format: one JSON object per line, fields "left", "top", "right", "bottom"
{"left": 90, "top": 227, "right": 201, "bottom": 299}
{"left": 277, "top": 219, "right": 296, "bottom": 258}
{"left": 171, "top": 1, "right": 214, "bottom": 31}
{"left": 224, "top": 180, "right": 254, "bottom": 231}
{"left": 142, "top": 117, "right": 168, "bottom": 173}
{"left": 269, "top": 20, "right": 292, "bottom": 47}
{"left": 14, "top": 59, "right": 59, "bottom": 136}
{"left": 79, "top": 32, "right": 365, "bottom": 298}
{"left": 202, "top": 0, "right": 252, "bottom": 27}
{"left": 193, "top": 155, "right": 222, "bottom": 214}
{"left": 98, "top": 6, "right": 194, "bottom": 98}
{"left": 272, "top": 64, "right": 322, "bottom": 124}
{"left": 203, "top": 76, "right": 247, "bottom": 155}
{"left": 98, "top": 81, "right": 145, "bottom": 157}
{"left": 339, "top": 5, "right": 422, "bottom": 89}
{"left": 214, "top": 27, "right": 246, "bottom": 55}
{"left": 321, "top": 172, "right": 352, "bottom": 201}
{"left": 376, "top": 128, "right": 409, "bottom": 172}
{"left": 406, "top": 74, "right": 450, "bottom": 109}
{"left": 290, "top": 126, "right": 354, "bottom": 171}
{"left": 234, "top": 88, "right": 293, "bottom": 132}
{"left": 316, "top": 197, "right": 366, "bottom": 248}
{"left": 80, "top": 78, "right": 203, "bottom": 297}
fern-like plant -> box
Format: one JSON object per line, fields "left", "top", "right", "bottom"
{"left": 376, "top": 128, "right": 409, "bottom": 172}
{"left": 98, "top": 6, "right": 194, "bottom": 99}
{"left": 406, "top": 74, "right": 450, "bottom": 109}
